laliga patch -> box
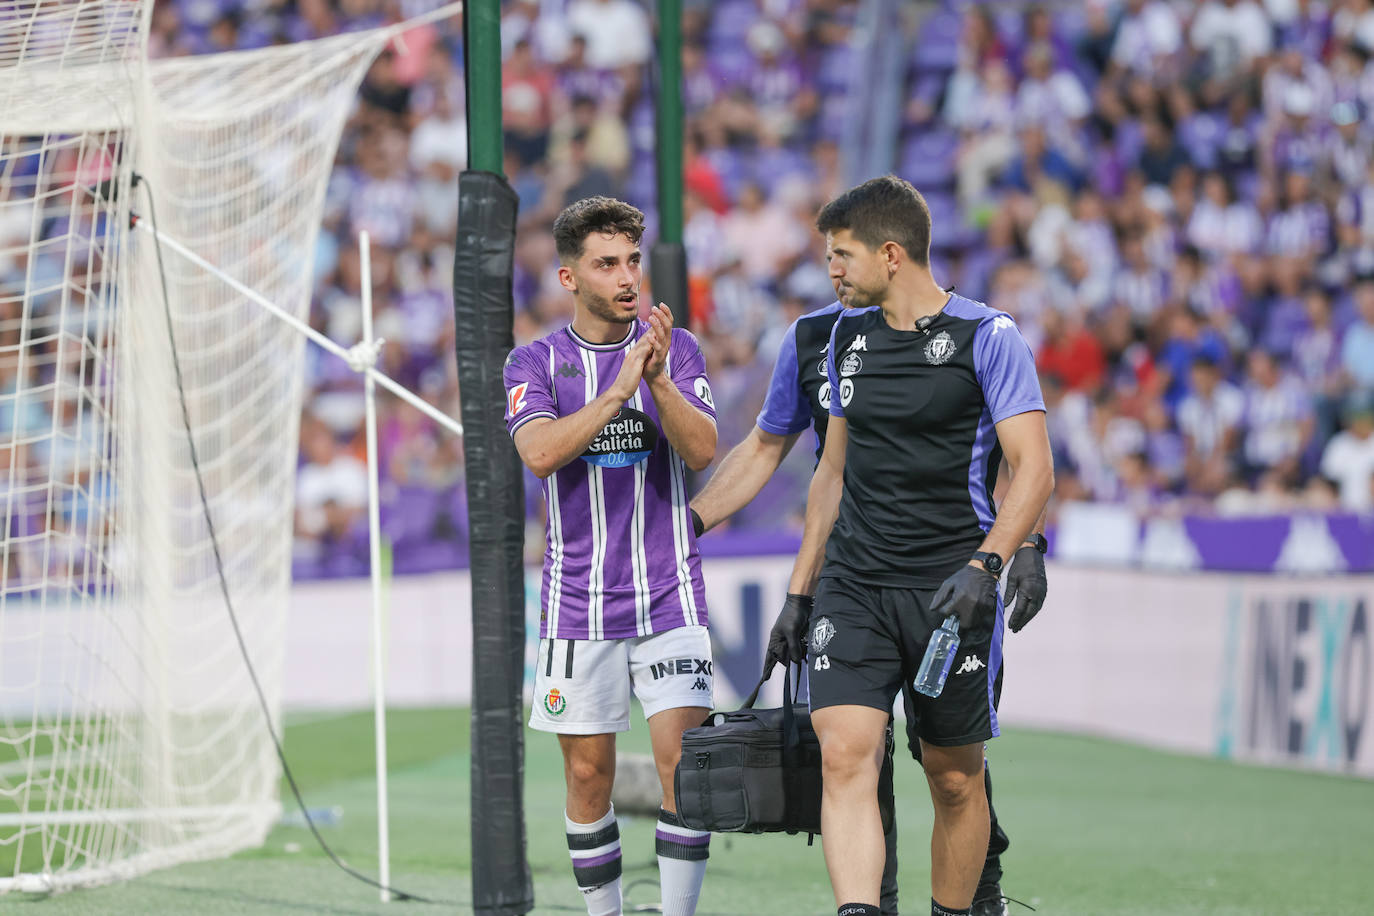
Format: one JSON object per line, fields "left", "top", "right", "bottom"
{"left": 581, "top": 407, "right": 659, "bottom": 468}
{"left": 507, "top": 382, "right": 529, "bottom": 416}
{"left": 543, "top": 688, "right": 567, "bottom": 716}
{"left": 693, "top": 376, "right": 715, "bottom": 409}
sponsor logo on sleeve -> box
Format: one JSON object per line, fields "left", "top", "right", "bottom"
{"left": 507, "top": 382, "right": 529, "bottom": 416}
{"left": 840, "top": 378, "right": 854, "bottom": 406}
{"left": 839, "top": 352, "right": 862, "bottom": 377}
{"left": 581, "top": 407, "right": 660, "bottom": 468}
{"left": 991, "top": 315, "right": 1014, "bottom": 335}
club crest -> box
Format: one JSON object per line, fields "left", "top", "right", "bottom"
{"left": 544, "top": 688, "right": 567, "bottom": 716}
{"left": 810, "top": 616, "right": 836, "bottom": 653}
{"left": 924, "top": 330, "right": 957, "bottom": 365}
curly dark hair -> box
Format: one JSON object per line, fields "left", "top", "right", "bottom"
{"left": 815, "top": 175, "right": 931, "bottom": 267}
{"left": 553, "top": 196, "right": 646, "bottom": 261}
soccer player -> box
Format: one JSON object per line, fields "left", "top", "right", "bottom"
{"left": 688, "top": 274, "right": 1047, "bottom": 916}
{"left": 503, "top": 197, "right": 719, "bottom": 916}
{"left": 781, "top": 176, "right": 1054, "bottom": 916}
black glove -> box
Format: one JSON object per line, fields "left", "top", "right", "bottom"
{"left": 764, "top": 593, "right": 813, "bottom": 676}
{"left": 1005, "top": 544, "right": 1048, "bottom": 633}
{"left": 930, "top": 563, "right": 998, "bottom": 631}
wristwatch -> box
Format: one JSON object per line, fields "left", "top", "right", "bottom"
{"left": 1023, "top": 533, "right": 1048, "bottom": 554}
{"left": 971, "top": 551, "right": 1003, "bottom": 576}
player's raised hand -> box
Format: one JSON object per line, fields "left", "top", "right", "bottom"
{"left": 1005, "top": 544, "right": 1047, "bottom": 632}
{"left": 642, "top": 303, "right": 673, "bottom": 381}
{"left": 608, "top": 334, "right": 652, "bottom": 402}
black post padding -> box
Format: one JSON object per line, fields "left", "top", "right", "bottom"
{"left": 453, "top": 170, "right": 533, "bottom": 916}
{"left": 650, "top": 241, "right": 689, "bottom": 331}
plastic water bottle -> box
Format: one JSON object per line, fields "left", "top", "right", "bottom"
{"left": 913, "top": 615, "right": 960, "bottom": 698}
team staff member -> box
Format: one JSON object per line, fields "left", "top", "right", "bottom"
{"left": 504, "top": 197, "right": 718, "bottom": 916}
{"left": 780, "top": 176, "right": 1054, "bottom": 916}
{"left": 689, "top": 280, "right": 1047, "bottom": 916}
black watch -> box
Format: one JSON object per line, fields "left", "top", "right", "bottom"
{"left": 971, "top": 551, "right": 1003, "bottom": 576}
{"left": 1023, "top": 533, "right": 1048, "bottom": 554}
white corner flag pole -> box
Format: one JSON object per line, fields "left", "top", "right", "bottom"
{"left": 359, "top": 231, "right": 392, "bottom": 902}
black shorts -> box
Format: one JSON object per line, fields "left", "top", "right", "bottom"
{"left": 807, "top": 576, "right": 1004, "bottom": 748}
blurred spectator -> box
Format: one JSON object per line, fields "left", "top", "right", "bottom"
{"left": 1178, "top": 355, "right": 1245, "bottom": 494}
{"left": 1342, "top": 279, "right": 1374, "bottom": 390}
{"left": 1240, "top": 348, "right": 1314, "bottom": 481}
{"left": 566, "top": 0, "right": 651, "bottom": 69}
{"left": 295, "top": 415, "right": 368, "bottom": 557}
{"left": 1320, "top": 390, "right": 1374, "bottom": 510}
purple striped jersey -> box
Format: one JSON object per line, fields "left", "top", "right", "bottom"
{"left": 504, "top": 321, "right": 716, "bottom": 640}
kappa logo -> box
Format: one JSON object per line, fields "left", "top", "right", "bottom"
{"left": 818, "top": 381, "right": 831, "bottom": 410}
{"left": 840, "top": 378, "right": 854, "bottom": 406}
{"left": 819, "top": 341, "right": 829, "bottom": 355}
{"left": 691, "top": 677, "right": 709, "bottom": 691}
{"left": 544, "top": 688, "right": 567, "bottom": 716}
{"left": 991, "top": 315, "right": 1015, "bottom": 335}
{"left": 554, "top": 361, "right": 583, "bottom": 378}
{"left": 847, "top": 334, "right": 868, "bottom": 352}
{"left": 955, "top": 654, "right": 986, "bottom": 675}
{"left": 693, "top": 376, "right": 715, "bottom": 409}
{"left": 839, "top": 352, "right": 862, "bottom": 377}
{"left": 507, "top": 382, "right": 529, "bottom": 416}
{"left": 810, "top": 616, "right": 836, "bottom": 653}
{"left": 924, "top": 330, "right": 957, "bottom": 365}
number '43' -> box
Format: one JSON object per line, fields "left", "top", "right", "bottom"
{"left": 813, "top": 655, "right": 830, "bottom": 671}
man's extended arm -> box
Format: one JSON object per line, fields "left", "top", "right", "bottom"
{"left": 691, "top": 426, "right": 801, "bottom": 532}
{"left": 512, "top": 337, "right": 650, "bottom": 479}
{"left": 973, "top": 410, "right": 1055, "bottom": 567}
{"left": 787, "top": 415, "right": 847, "bottom": 596}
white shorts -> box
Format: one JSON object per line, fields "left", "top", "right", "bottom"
{"left": 529, "top": 625, "right": 715, "bottom": 735}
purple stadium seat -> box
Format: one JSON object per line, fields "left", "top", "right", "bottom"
{"left": 383, "top": 484, "right": 441, "bottom": 548}
{"left": 900, "top": 129, "right": 959, "bottom": 190}
{"left": 911, "top": 9, "right": 961, "bottom": 74}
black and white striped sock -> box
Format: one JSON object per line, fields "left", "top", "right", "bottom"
{"left": 656, "top": 807, "right": 709, "bottom": 916}
{"left": 565, "top": 806, "right": 622, "bottom": 916}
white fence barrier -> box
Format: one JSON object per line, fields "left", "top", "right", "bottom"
{"left": 283, "top": 560, "right": 1374, "bottom": 777}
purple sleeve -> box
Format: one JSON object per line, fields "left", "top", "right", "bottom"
{"left": 669, "top": 328, "right": 718, "bottom": 421}
{"left": 827, "top": 316, "right": 845, "bottom": 419}
{"left": 503, "top": 342, "right": 557, "bottom": 436}
{"left": 973, "top": 313, "right": 1046, "bottom": 423}
{"left": 756, "top": 319, "right": 810, "bottom": 436}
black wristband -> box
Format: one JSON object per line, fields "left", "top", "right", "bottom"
{"left": 690, "top": 508, "right": 704, "bottom": 538}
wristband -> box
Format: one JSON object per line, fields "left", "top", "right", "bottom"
{"left": 690, "top": 508, "right": 705, "bottom": 538}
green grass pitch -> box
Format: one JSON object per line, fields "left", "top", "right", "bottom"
{"left": 9, "top": 707, "right": 1374, "bottom": 915}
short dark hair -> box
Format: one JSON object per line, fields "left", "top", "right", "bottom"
{"left": 815, "top": 175, "right": 931, "bottom": 266}
{"left": 553, "top": 196, "right": 645, "bottom": 261}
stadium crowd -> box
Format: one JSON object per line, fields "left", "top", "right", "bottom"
{"left": 127, "top": 0, "right": 1374, "bottom": 575}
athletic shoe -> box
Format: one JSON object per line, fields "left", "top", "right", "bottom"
{"left": 970, "top": 884, "right": 1010, "bottom": 916}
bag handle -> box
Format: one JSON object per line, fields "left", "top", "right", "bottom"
{"left": 740, "top": 660, "right": 801, "bottom": 709}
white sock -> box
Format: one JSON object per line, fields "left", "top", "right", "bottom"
{"left": 655, "top": 807, "right": 709, "bottom": 916}
{"left": 566, "top": 806, "right": 622, "bottom": 916}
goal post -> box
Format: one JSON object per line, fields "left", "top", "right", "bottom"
{"left": 0, "top": 5, "right": 411, "bottom": 892}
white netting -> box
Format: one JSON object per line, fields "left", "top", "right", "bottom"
{"left": 0, "top": 3, "right": 391, "bottom": 892}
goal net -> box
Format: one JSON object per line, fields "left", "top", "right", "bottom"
{"left": 0, "top": 2, "right": 391, "bottom": 893}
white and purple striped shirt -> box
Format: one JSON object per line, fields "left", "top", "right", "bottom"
{"left": 505, "top": 321, "right": 715, "bottom": 641}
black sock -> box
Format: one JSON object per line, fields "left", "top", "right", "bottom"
{"left": 838, "top": 905, "right": 880, "bottom": 916}
{"left": 931, "top": 899, "right": 971, "bottom": 916}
